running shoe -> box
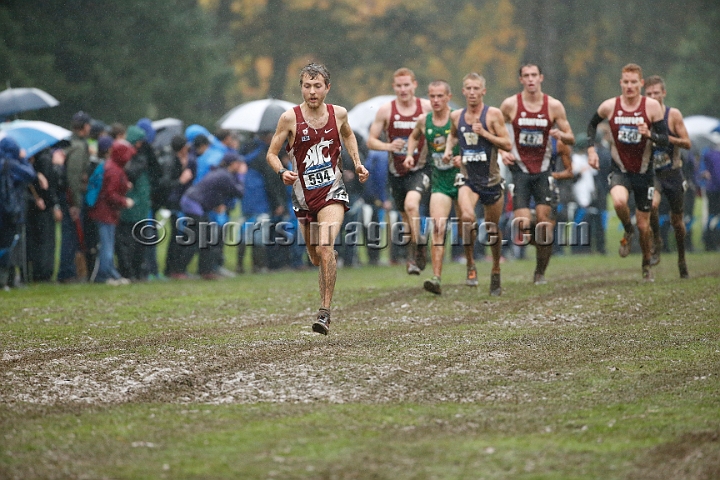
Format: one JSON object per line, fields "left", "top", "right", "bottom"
{"left": 312, "top": 308, "right": 331, "bottom": 335}
{"left": 679, "top": 261, "right": 689, "bottom": 279}
{"left": 489, "top": 273, "right": 502, "bottom": 296}
{"left": 642, "top": 264, "right": 654, "bottom": 283}
{"left": 466, "top": 265, "right": 478, "bottom": 287}
{"left": 416, "top": 239, "right": 427, "bottom": 271}
{"left": 533, "top": 271, "right": 547, "bottom": 285}
{"left": 407, "top": 261, "right": 421, "bottom": 275}
{"left": 649, "top": 237, "right": 662, "bottom": 266}
{"left": 619, "top": 229, "right": 634, "bottom": 258}
{"left": 423, "top": 276, "right": 442, "bottom": 295}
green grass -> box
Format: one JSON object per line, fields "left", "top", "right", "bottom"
{"left": 2, "top": 249, "right": 719, "bottom": 479}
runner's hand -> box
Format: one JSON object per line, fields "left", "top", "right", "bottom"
{"left": 501, "top": 151, "right": 515, "bottom": 166}
{"left": 389, "top": 138, "right": 406, "bottom": 153}
{"left": 356, "top": 164, "right": 369, "bottom": 183}
{"left": 472, "top": 122, "right": 487, "bottom": 138}
{"left": 402, "top": 155, "right": 414, "bottom": 170}
{"left": 281, "top": 170, "right": 298, "bottom": 186}
{"left": 587, "top": 149, "right": 599, "bottom": 170}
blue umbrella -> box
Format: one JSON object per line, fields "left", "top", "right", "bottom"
{"left": 0, "top": 120, "right": 71, "bottom": 158}
{"left": 0, "top": 87, "right": 60, "bottom": 118}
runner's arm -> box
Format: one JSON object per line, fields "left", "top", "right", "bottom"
{"left": 549, "top": 100, "right": 575, "bottom": 146}
{"left": 552, "top": 141, "right": 574, "bottom": 180}
{"left": 486, "top": 108, "right": 512, "bottom": 152}
{"left": 266, "top": 110, "right": 298, "bottom": 185}
{"left": 339, "top": 108, "right": 369, "bottom": 183}
{"left": 669, "top": 108, "right": 692, "bottom": 150}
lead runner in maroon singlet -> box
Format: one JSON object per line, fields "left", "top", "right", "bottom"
{"left": 267, "top": 63, "right": 369, "bottom": 335}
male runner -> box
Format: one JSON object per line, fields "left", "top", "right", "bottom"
{"left": 644, "top": 75, "right": 692, "bottom": 278}
{"left": 500, "top": 64, "right": 575, "bottom": 285}
{"left": 443, "top": 73, "right": 512, "bottom": 296}
{"left": 404, "top": 80, "right": 465, "bottom": 295}
{"left": 367, "top": 68, "right": 432, "bottom": 275}
{"left": 587, "top": 63, "right": 669, "bottom": 281}
{"left": 267, "top": 63, "right": 369, "bottom": 334}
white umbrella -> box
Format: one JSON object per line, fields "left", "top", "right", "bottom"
{"left": 151, "top": 118, "right": 184, "bottom": 150}
{"left": 218, "top": 99, "right": 296, "bottom": 132}
{"left": 347, "top": 95, "right": 395, "bottom": 141}
{"left": 347, "top": 95, "right": 461, "bottom": 141}
{"left": 0, "top": 87, "right": 60, "bottom": 117}
{"left": 151, "top": 117, "right": 183, "bottom": 131}
{"left": 0, "top": 120, "right": 71, "bottom": 158}
{"left": 683, "top": 115, "right": 720, "bottom": 153}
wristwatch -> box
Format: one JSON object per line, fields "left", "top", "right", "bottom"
{"left": 277, "top": 168, "right": 288, "bottom": 177}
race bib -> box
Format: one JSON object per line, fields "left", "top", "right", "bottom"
{"left": 432, "top": 152, "right": 453, "bottom": 170}
{"left": 303, "top": 164, "right": 336, "bottom": 190}
{"left": 652, "top": 149, "right": 672, "bottom": 169}
{"left": 462, "top": 149, "right": 487, "bottom": 164}
{"left": 617, "top": 126, "right": 642, "bottom": 144}
{"left": 392, "top": 137, "right": 416, "bottom": 158}
{"left": 519, "top": 129, "right": 544, "bottom": 147}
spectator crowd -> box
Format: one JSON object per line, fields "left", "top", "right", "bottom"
{"left": 1, "top": 109, "right": 718, "bottom": 290}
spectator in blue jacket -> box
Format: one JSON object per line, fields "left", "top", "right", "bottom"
{"left": 178, "top": 152, "right": 244, "bottom": 279}
{"left": 0, "top": 137, "right": 37, "bottom": 289}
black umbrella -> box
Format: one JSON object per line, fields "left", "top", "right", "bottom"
{"left": 0, "top": 87, "right": 60, "bottom": 118}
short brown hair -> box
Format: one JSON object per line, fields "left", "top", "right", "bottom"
{"left": 393, "top": 67, "right": 416, "bottom": 81}
{"left": 299, "top": 63, "right": 330, "bottom": 87}
{"left": 428, "top": 80, "right": 451, "bottom": 95}
{"left": 518, "top": 63, "right": 542, "bottom": 76}
{"left": 621, "top": 63, "right": 643, "bottom": 78}
{"left": 644, "top": 75, "right": 665, "bottom": 91}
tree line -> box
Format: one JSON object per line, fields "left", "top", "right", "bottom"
{"left": 2, "top": 0, "right": 718, "bottom": 130}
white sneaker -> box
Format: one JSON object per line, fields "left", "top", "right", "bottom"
{"left": 105, "top": 278, "right": 122, "bottom": 286}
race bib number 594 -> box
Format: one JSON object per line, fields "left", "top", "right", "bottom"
{"left": 303, "top": 165, "right": 336, "bottom": 190}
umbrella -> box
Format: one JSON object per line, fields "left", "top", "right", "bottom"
{"left": 347, "top": 95, "right": 396, "bottom": 141}
{"left": 684, "top": 115, "right": 720, "bottom": 151}
{"left": 218, "top": 99, "right": 296, "bottom": 132}
{"left": 347, "top": 95, "right": 461, "bottom": 141}
{"left": 151, "top": 117, "right": 184, "bottom": 150}
{"left": 0, "top": 120, "right": 71, "bottom": 158}
{"left": 0, "top": 87, "right": 60, "bottom": 118}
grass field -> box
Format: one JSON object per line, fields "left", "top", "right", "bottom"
{"left": 1, "top": 247, "right": 719, "bottom": 479}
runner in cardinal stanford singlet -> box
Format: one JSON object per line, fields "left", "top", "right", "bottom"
{"left": 609, "top": 96, "right": 653, "bottom": 174}
{"left": 287, "top": 104, "right": 349, "bottom": 216}
{"left": 511, "top": 93, "right": 553, "bottom": 174}
{"left": 388, "top": 98, "right": 427, "bottom": 177}
{"left": 425, "top": 113, "right": 460, "bottom": 199}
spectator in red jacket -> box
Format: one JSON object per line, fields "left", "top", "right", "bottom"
{"left": 88, "top": 140, "right": 135, "bottom": 285}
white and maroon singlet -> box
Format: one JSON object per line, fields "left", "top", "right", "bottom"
{"left": 287, "top": 104, "right": 348, "bottom": 215}
{"left": 387, "top": 98, "right": 426, "bottom": 177}
{"left": 511, "top": 93, "right": 553, "bottom": 174}
{"left": 608, "top": 96, "right": 653, "bottom": 174}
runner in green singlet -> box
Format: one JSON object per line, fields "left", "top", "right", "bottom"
{"left": 405, "top": 80, "right": 468, "bottom": 295}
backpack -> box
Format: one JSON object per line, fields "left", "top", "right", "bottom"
{"left": 85, "top": 160, "right": 105, "bottom": 207}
